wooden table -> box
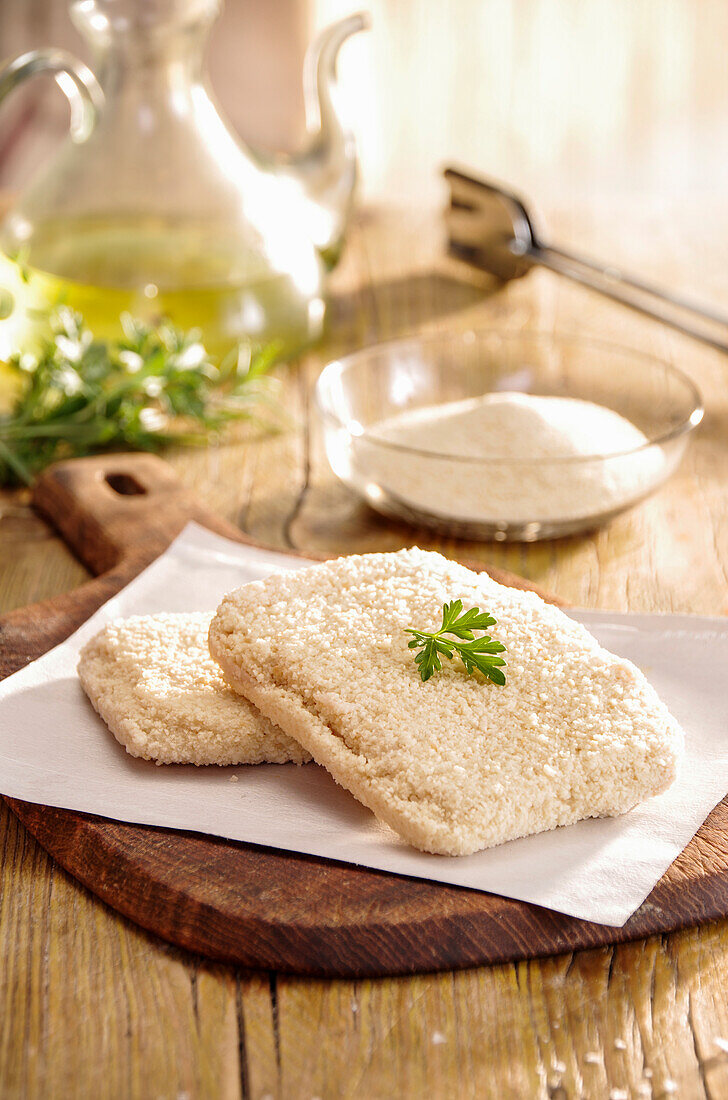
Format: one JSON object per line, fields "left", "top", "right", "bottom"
{"left": 1, "top": 206, "right": 728, "bottom": 1099}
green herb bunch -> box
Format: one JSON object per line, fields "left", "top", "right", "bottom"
{"left": 0, "top": 308, "right": 279, "bottom": 487}
{"left": 406, "top": 600, "right": 507, "bottom": 684}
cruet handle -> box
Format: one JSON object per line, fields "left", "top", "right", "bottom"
{"left": 0, "top": 48, "right": 102, "bottom": 143}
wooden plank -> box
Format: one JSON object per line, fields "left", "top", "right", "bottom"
{"left": 0, "top": 500, "right": 88, "bottom": 613}
{"left": 269, "top": 937, "right": 726, "bottom": 1099}
{"left": 0, "top": 799, "right": 244, "bottom": 1100}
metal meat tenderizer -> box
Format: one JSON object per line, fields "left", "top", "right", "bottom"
{"left": 445, "top": 167, "right": 728, "bottom": 355}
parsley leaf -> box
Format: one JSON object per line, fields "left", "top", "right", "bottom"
{"left": 406, "top": 600, "right": 507, "bottom": 684}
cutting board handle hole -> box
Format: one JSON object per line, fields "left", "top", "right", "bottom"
{"left": 105, "top": 473, "right": 147, "bottom": 497}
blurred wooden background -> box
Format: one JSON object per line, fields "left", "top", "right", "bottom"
{"left": 2, "top": 0, "right": 728, "bottom": 291}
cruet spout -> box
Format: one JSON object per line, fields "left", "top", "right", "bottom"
{"left": 264, "top": 12, "right": 370, "bottom": 268}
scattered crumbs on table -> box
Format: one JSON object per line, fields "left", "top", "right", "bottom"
{"left": 431, "top": 1032, "right": 446, "bottom": 1046}
{"left": 229, "top": 774, "right": 239, "bottom": 782}
{"left": 663, "top": 1080, "right": 677, "bottom": 1094}
{"left": 643, "top": 1068, "right": 653, "bottom": 1078}
{"left": 584, "top": 1052, "right": 601, "bottom": 1065}
{"left": 613, "top": 1038, "right": 627, "bottom": 1050}
{"left": 609, "top": 1089, "right": 629, "bottom": 1100}
{"left": 552, "top": 1059, "right": 566, "bottom": 1073}
{"left": 715, "top": 1036, "right": 728, "bottom": 1052}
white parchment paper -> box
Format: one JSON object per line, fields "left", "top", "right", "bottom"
{"left": 1, "top": 522, "right": 726, "bottom": 927}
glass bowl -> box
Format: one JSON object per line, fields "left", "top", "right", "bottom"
{"left": 314, "top": 329, "right": 704, "bottom": 541}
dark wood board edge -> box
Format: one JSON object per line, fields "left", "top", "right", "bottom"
{"left": 6, "top": 799, "right": 728, "bottom": 978}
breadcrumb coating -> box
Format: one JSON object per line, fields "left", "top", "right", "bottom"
{"left": 209, "top": 549, "right": 682, "bottom": 854}
{"left": 79, "top": 612, "right": 310, "bottom": 765}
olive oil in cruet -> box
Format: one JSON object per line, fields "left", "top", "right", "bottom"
{"left": 0, "top": 0, "right": 367, "bottom": 373}
{"left": 0, "top": 215, "right": 325, "bottom": 364}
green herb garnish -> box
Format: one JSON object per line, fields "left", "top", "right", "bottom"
{"left": 0, "top": 307, "right": 280, "bottom": 486}
{"left": 406, "top": 600, "right": 507, "bottom": 684}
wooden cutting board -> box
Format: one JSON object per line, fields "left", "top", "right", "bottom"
{"left": 2, "top": 453, "right": 727, "bottom": 978}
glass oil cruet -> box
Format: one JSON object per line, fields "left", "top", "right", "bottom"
{"left": 0, "top": 0, "right": 368, "bottom": 361}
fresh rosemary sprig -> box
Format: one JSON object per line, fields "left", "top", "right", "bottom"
{"left": 406, "top": 600, "right": 507, "bottom": 684}
{"left": 0, "top": 308, "right": 280, "bottom": 487}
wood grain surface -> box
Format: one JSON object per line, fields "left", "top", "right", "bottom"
{"left": 2, "top": 201, "right": 728, "bottom": 1098}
